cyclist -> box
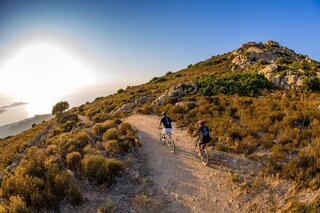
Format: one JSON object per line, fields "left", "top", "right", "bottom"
{"left": 192, "top": 119, "right": 211, "bottom": 155}
{"left": 159, "top": 111, "right": 172, "bottom": 137}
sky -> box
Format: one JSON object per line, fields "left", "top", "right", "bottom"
{"left": 0, "top": 0, "right": 320, "bottom": 109}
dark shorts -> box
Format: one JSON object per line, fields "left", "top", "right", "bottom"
{"left": 198, "top": 137, "right": 210, "bottom": 149}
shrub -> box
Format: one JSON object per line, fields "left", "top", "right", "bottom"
{"left": 105, "top": 159, "right": 124, "bottom": 181}
{"left": 303, "top": 76, "right": 320, "bottom": 92}
{"left": 59, "top": 113, "right": 78, "bottom": 124}
{"left": 91, "top": 123, "right": 107, "bottom": 136}
{"left": 149, "top": 77, "right": 167, "bottom": 83}
{"left": 118, "top": 122, "right": 132, "bottom": 135}
{"left": 82, "top": 154, "right": 108, "bottom": 184}
{"left": 117, "top": 88, "right": 124, "bottom": 93}
{"left": 66, "top": 152, "right": 82, "bottom": 169}
{"left": 83, "top": 145, "right": 100, "bottom": 155}
{"left": 8, "top": 195, "right": 29, "bottom": 213}
{"left": 198, "top": 72, "right": 273, "bottom": 97}
{"left": 104, "top": 120, "right": 116, "bottom": 130}
{"left": 102, "top": 128, "right": 120, "bottom": 141}
{"left": 0, "top": 203, "right": 7, "bottom": 213}
{"left": 103, "top": 140, "right": 121, "bottom": 153}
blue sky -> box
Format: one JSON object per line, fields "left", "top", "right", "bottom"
{"left": 0, "top": 0, "right": 320, "bottom": 86}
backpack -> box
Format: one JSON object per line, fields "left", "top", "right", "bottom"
{"left": 202, "top": 126, "right": 211, "bottom": 142}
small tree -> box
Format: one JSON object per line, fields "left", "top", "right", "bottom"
{"left": 52, "top": 101, "right": 69, "bottom": 119}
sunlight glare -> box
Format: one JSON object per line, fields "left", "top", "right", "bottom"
{"left": 0, "top": 42, "right": 95, "bottom": 115}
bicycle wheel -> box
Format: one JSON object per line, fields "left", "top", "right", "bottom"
{"left": 167, "top": 138, "right": 175, "bottom": 153}
{"left": 160, "top": 133, "right": 166, "bottom": 144}
{"left": 201, "top": 149, "right": 209, "bottom": 166}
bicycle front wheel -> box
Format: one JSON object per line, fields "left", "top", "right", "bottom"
{"left": 160, "top": 133, "right": 165, "bottom": 144}
{"left": 201, "top": 149, "right": 209, "bottom": 166}
{"left": 167, "top": 138, "right": 175, "bottom": 153}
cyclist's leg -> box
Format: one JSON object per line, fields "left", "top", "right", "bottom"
{"left": 166, "top": 128, "right": 172, "bottom": 137}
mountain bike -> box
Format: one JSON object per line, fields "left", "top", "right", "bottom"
{"left": 159, "top": 130, "right": 175, "bottom": 153}
{"left": 194, "top": 141, "right": 209, "bottom": 166}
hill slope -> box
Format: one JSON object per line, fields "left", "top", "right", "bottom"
{"left": 1, "top": 40, "right": 320, "bottom": 212}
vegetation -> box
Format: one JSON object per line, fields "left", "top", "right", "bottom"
{"left": 198, "top": 72, "right": 274, "bottom": 97}
{"left": 303, "top": 76, "right": 320, "bottom": 92}
{"left": 1, "top": 41, "right": 320, "bottom": 211}
{"left": 0, "top": 112, "right": 139, "bottom": 211}
{"left": 52, "top": 101, "right": 69, "bottom": 119}
{"left": 0, "top": 122, "right": 49, "bottom": 170}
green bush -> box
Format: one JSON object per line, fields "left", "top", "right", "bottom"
{"left": 91, "top": 123, "right": 107, "bottom": 136}
{"left": 102, "top": 128, "right": 120, "bottom": 141}
{"left": 117, "top": 88, "right": 124, "bottom": 93}
{"left": 303, "top": 76, "right": 320, "bottom": 92}
{"left": 81, "top": 155, "right": 123, "bottom": 184}
{"left": 105, "top": 159, "right": 124, "bottom": 181}
{"left": 103, "top": 140, "right": 121, "bottom": 153}
{"left": 66, "top": 152, "right": 82, "bottom": 169}
{"left": 198, "top": 72, "right": 273, "bottom": 97}
{"left": 118, "top": 122, "right": 132, "bottom": 135}
{"left": 82, "top": 154, "right": 108, "bottom": 184}
{"left": 8, "top": 195, "right": 29, "bottom": 213}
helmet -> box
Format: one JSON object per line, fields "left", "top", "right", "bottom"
{"left": 198, "top": 119, "right": 206, "bottom": 124}
{"left": 162, "top": 111, "right": 167, "bottom": 116}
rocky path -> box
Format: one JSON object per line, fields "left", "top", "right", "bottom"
{"left": 125, "top": 114, "right": 257, "bottom": 213}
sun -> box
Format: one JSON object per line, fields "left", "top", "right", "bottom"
{"left": 0, "top": 41, "right": 95, "bottom": 115}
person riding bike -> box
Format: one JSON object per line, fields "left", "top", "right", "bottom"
{"left": 192, "top": 119, "right": 211, "bottom": 155}
{"left": 159, "top": 111, "right": 172, "bottom": 137}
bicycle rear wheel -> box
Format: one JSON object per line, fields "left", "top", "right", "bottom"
{"left": 167, "top": 138, "right": 175, "bottom": 153}
{"left": 201, "top": 149, "right": 209, "bottom": 166}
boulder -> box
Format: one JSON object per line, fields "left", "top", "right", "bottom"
{"left": 120, "top": 102, "right": 135, "bottom": 111}
{"left": 259, "top": 64, "right": 278, "bottom": 76}
{"left": 135, "top": 96, "right": 149, "bottom": 105}
{"left": 175, "top": 101, "right": 197, "bottom": 107}
{"left": 240, "top": 41, "right": 257, "bottom": 49}
{"left": 287, "top": 75, "right": 299, "bottom": 85}
{"left": 265, "top": 40, "right": 280, "bottom": 47}
{"left": 271, "top": 75, "right": 282, "bottom": 86}
{"left": 153, "top": 83, "right": 197, "bottom": 105}
{"left": 296, "top": 76, "right": 305, "bottom": 86}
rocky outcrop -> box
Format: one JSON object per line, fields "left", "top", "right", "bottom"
{"left": 153, "top": 83, "right": 198, "bottom": 105}
{"left": 135, "top": 96, "right": 149, "bottom": 105}
{"left": 257, "top": 63, "right": 307, "bottom": 90}
{"left": 232, "top": 40, "right": 303, "bottom": 68}
{"left": 258, "top": 64, "right": 278, "bottom": 80}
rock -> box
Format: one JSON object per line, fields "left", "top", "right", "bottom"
{"left": 296, "top": 76, "right": 305, "bottom": 86}
{"left": 232, "top": 40, "right": 302, "bottom": 69}
{"left": 59, "top": 114, "right": 78, "bottom": 124}
{"left": 135, "top": 96, "right": 149, "bottom": 105}
{"left": 271, "top": 75, "right": 282, "bottom": 86}
{"left": 259, "top": 64, "right": 278, "bottom": 75}
{"left": 259, "top": 64, "right": 278, "bottom": 80}
{"left": 175, "top": 101, "right": 197, "bottom": 107}
{"left": 120, "top": 102, "right": 135, "bottom": 111}
{"left": 112, "top": 102, "right": 136, "bottom": 114}
{"left": 231, "top": 65, "right": 240, "bottom": 71}
{"left": 240, "top": 41, "right": 257, "bottom": 49}
{"left": 265, "top": 40, "right": 280, "bottom": 47}
{"left": 288, "top": 75, "right": 299, "bottom": 85}
{"left": 153, "top": 83, "right": 197, "bottom": 105}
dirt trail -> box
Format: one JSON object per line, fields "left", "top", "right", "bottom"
{"left": 125, "top": 114, "right": 257, "bottom": 213}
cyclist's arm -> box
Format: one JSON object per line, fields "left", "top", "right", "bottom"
{"left": 192, "top": 128, "right": 200, "bottom": 137}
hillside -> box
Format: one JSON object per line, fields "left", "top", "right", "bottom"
{"left": 0, "top": 114, "right": 52, "bottom": 138}
{"left": 1, "top": 40, "right": 320, "bottom": 212}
